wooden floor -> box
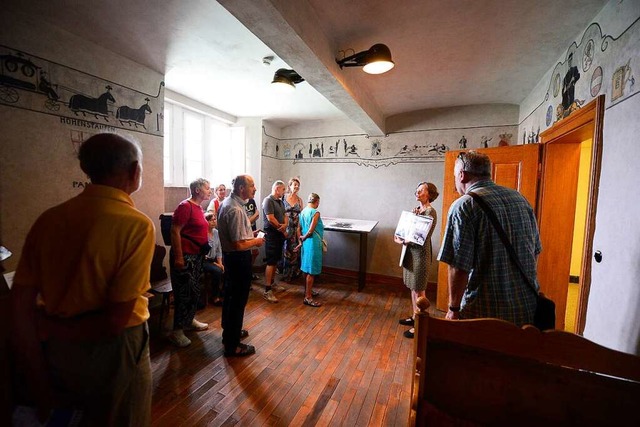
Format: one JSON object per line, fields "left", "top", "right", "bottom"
{"left": 149, "top": 274, "right": 431, "bottom": 427}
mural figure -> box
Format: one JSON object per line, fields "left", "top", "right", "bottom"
{"left": 458, "top": 135, "right": 467, "bottom": 149}
{"left": 38, "top": 71, "right": 59, "bottom": 100}
{"left": 116, "top": 98, "right": 152, "bottom": 129}
{"left": 276, "top": 143, "right": 279, "bottom": 157}
{"left": 312, "top": 143, "right": 322, "bottom": 157}
{"left": 371, "top": 140, "right": 382, "bottom": 156}
{"left": 335, "top": 140, "right": 339, "bottom": 155}
{"left": 309, "top": 143, "right": 312, "bottom": 156}
{"left": 562, "top": 52, "right": 580, "bottom": 112}
{"left": 480, "top": 136, "right": 492, "bottom": 148}
{"left": 321, "top": 142, "right": 324, "bottom": 157}
{"left": 296, "top": 149, "right": 303, "bottom": 159}
{"left": 343, "top": 139, "right": 347, "bottom": 155}
{"left": 427, "top": 143, "right": 447, "bottom": 154}
{"left": 583, "top": 39, "right": 594, "bottom": 72}
{"left": 68, "top": 85, "right": 116, "bottom": 120}
{"left": 498, "top": 133, "right": 512, "bottom": 146}
{"left": 346, "top": 144, "right": 359, "bottom": 156}
{"left": 557, "top": 98, "right": 584, "bottom": 120}
{"left": 612, "top": 59, "right": 635, "bottom": 101}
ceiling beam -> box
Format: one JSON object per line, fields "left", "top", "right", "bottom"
{"left": 218, "top": 0, "right": 386, "bottom": 136}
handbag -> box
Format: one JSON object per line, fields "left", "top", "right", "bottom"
{"left": 468, "top": 192, "right": 556, "bottom": 330}
{"left": 314, "top": 231, "right": 328, "bottom": 252}
{"left": 182, "top": 233, "right": 211, "bottom": 256}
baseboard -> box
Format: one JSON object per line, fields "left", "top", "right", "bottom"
{"left": 322, "top": 266, "right": 437, "bottom": 290}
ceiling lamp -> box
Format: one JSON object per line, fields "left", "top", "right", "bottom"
{"left": 271, "top": 68, "right": 305, "bottom": 90}
{"left": 336, "top": 43, "right": 395, "bottom": 75}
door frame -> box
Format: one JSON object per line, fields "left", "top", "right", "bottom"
{"left": 538, "top": 94, "right": 604, "bottom": 334}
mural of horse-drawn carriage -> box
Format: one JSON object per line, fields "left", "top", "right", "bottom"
{"left": 0, "top": 50, "right": 153, "bottom": 128}
{"left": 0, "top": 52, "right": 61, "bottom": 111}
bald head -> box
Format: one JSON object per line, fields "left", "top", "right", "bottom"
{"left": 78, "top": 133, "right": 142, "bottom": 193}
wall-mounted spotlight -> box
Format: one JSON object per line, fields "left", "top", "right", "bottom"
{"left": 271, "top": 68, "right": 305, "bottom": 90}
{"left": 336, "top": 43, "right": 395, "bottom": 74}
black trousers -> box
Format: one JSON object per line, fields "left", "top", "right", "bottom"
{"left": 221, "top": 250, "right": 252, "bottom": 351}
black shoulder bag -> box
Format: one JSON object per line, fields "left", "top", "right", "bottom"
{"left": 468, "top": 192, "right": 555, "bottom": 330}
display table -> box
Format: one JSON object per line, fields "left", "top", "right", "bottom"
{"left": 321, "top": 217, "right": 378, "bottom": 291}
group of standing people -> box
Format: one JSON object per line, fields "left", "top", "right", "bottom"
{"left": 260, "top": 178, "right": 324, "bottom": 307}
{"left": 166, "top": 174, "right": 326, "bottom": 355}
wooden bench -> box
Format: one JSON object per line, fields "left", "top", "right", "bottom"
{"left": 409, "top": 296, "right": 640, "bottom": 426}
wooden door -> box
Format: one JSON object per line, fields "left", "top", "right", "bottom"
{"left": 436, "top": 145, "right": 541, "bottom": 311}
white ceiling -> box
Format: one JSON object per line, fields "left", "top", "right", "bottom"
{"left": 6, "top": 0, "right": 607, "bottom": 133}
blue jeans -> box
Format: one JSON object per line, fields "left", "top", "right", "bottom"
{"left": 202, "top": 261, "right": 224, "bottom": 300}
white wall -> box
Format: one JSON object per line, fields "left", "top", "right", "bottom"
{"left": 519, "top": 0, "right": 640, "bottom": 354}
{"left": 0, "top": 9, "right": 165, "bottom": 270}
{"left": 263, "top": 107, "right": 518, "bottom": 282}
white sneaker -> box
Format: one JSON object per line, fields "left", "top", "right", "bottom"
{"left": 185, "top": 319, "right": 209, "bottom": 331}
{"left": 168, "top": 330, "right": 191, "bottom": 347}
{"left": 263, "top": 290, "right": 279, "bottom": 303}
{"left": 272, "top": 283, "right": 286, "bottom": 292}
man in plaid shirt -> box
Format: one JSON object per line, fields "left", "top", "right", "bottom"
{"left": 438, "top": 151, "right": 541, "bottom": 326}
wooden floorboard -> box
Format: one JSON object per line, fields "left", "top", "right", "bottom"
{"left": 150, "top": 274, "right": 440, "bottom": 426}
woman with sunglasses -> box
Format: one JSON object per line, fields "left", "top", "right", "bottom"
{"left": 394, "top": 182, "right": 439, "bottom": 338}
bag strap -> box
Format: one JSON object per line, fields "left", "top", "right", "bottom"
{"left": 467, "top": 191, "right": 538, "bottom": 297}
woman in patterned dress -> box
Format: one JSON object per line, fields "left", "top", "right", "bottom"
{"left": 394, "top": 182, "right": 439, "bottom": 338}
{"left": 282, "top": 177, "right": 303, "bottom": 282}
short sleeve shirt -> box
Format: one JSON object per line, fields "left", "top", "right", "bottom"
{"left": 262, "top": 195, "right": 285, "bottom": 231}
{"left": 13, "top": 184, "right": 155, "bottom": 327}
{"left": 244, "top": 198, "right": 258, "bottom": 231}
{"left": 437, "top": 180, "right": 542, "bottom": 326}
{"left": 172, "top": 200, "right": 208, "bottom": 255}
{"left": 217, "top": 193, "right": 254, "bottom": 252}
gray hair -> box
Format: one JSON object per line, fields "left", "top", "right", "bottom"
{"left": 78, "top": 133, "right": 141, "bottom": 183}
{"left": 189, "top": 178, "right": 209, "bottom": 195}
{"left": 272, "top": 180, "right": 285, "bottom": 191}
{"left": 457, "top": 150, "right": 491, "bottom": 178}
{"left": 307, "top": 192, "right": 320, "bottom": 203}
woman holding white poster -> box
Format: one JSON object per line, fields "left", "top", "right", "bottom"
{"left": 394, "top": 182, "right": 439, "bottom": 338}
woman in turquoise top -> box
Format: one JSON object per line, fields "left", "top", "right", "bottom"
{"left": 299, "top": 192, "right": 323, "bottom": 307}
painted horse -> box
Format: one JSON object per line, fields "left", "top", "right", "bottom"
{"left": 68, "top": 86, "right": 116, "bottom": 120}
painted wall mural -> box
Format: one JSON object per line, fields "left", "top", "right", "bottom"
{"left": 0, "top": 45, "right": 164, "bottom": 136}
{"left": 262, "top": 126, "right": 517, "bottom": 168}
{"left": 522, "top": 17, "right": 638, "bottom": 135}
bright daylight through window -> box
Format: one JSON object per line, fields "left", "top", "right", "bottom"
{"left": 163, "top": 101, "right": 245, "bottom": 187}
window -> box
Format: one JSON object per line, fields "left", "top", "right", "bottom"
{"left": 163, "top": 101, "right": 245, "bottom": 187}
{"left": 183, "top": 111, "right": 203, "bottom": 184}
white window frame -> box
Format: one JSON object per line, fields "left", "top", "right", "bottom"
{"left": 163, "top": 100, "right": 245, "bottom": 187}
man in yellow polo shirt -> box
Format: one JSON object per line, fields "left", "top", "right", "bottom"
{"left": 9, "top": 133, "right": 155, "bottom": 426}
